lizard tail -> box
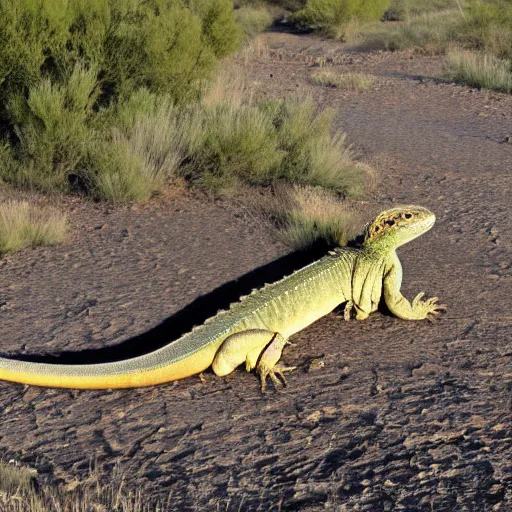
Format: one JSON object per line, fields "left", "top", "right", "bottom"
{"left": 0, "top": 343, "right": 219, "bottom": 389}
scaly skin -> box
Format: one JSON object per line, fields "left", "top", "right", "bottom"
{"left": 0, "top": 205, "right": 446, "bottom": 390}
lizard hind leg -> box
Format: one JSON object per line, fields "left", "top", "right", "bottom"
{"left": 212, "top": 329, "right": 278, "bottom": 378}
{"left": 256, "top": 334, "right": 296, "bottom": 392}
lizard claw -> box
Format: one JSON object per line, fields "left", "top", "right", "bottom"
{"left": 259, "top": 365, "right": 296, "bottom": 392}
{"left": 412, "top": 292, "right": 425, "bottom": 307}
{"left": 411, "top": 293, "right": 447, "bottom": 320}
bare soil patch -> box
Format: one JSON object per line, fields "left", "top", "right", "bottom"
{"left": 0, "top": 32, "right": 511, "bottom": 511}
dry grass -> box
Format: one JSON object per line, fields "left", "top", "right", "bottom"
{"left": 0, "top": 200, "right": 68, "bottom": 255}
{"left": 258, "top": 185, "right": 362, "bottom": 249}
{"left": 445, "top": 48, "right": 512, "bottom": 93}
{"left": 311, "top": 70, "right": 374, "bottom": 90}
{"left": 201, "top": 60, "right": 251, "bottom": 109}
{"left": 241, "top": 36, "right": 270, "bottom": 65}
{"left": 0, "top": 462, "right": 170, "bottom": 512}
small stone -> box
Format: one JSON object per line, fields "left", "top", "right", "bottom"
{"left": 307, "top": 358, "right": 325, "bottom": 372}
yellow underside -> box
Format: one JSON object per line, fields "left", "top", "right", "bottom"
{"left": 0, "top": 344, "right": 219, "bottom": 389}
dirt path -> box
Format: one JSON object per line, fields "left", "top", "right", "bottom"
{"left": 0, "top": 33, "right": 511, "bottom": 511}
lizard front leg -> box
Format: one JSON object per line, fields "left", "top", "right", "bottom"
{"left": 383, "top": 259, "right": 446, "bottom": 321}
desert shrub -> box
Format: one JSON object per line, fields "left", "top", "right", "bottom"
{"left": 311, "top": 70, "right": 374, "bottom": 89}
{"left": 445, "top": 49, "right": 512, "bottom": 92}
{"left": 191, "top": 0, "right": 244, "bottom": 58}
{"left": 235, "top": 6, "right": 274, "bottom": 38}
{"left": 85, "top": 94, "right": 184, "bottom": 202}
{"left": 292, "top": 0, "right": 391, "bottom": 34}
{"left": 183, "top": 104, "right": 284, "bottom": 194}
{"left": 266, "top": 97, "right": 368, "bottom": 197}
{"left": 0, "top": 201, "right": 68, "bottom": 255}
{"left": 1, "top": 64, "right": 97, "bottom": 191}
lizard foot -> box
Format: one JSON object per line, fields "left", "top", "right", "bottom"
{"left": 412, "top": 292, "right": 448, "bottom": 321}
{"left": 258, "top": 364, "right": 297, "bottom": 392}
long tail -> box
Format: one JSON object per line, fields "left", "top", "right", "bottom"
{"left": 0, "top": 340, "right": 220, "bottom": 389}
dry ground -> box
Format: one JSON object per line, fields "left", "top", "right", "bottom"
{"left": 0, "top": 32, "right": 511, "bottom": 511}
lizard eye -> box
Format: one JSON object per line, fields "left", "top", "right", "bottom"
{"left": 385, "top": 219, "right": 395, "bottom": 227}
{"left": 405, "top": 213, "right": 412, "bottom": 219}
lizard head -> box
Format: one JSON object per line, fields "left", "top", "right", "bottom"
{"left": 362, "top": 205, "right": 435, "bottom": 249}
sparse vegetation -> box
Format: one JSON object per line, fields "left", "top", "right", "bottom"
{"left": 445, "top": 49, "right": 512, "bottom": 93}
{"left": 258, "top": 185, "right": 362, "bottom": 249}
{"left": 0, "top": 201, "right": 68, "bottom": 255}
{"left": 0, "top": 461, "right": 169, "bottom": 511}
{"left": 311, "top": 70, "right": 374, "bottom": 90}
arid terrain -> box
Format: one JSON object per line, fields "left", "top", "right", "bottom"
{"left": 0, "top": 31, "right": 511, "bottom": 511}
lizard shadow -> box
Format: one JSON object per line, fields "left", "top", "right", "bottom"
{"left": 9, "top": 240, "right": 342, "bottom": 365}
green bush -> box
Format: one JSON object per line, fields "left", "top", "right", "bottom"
{"left": 462, "top": 0, "right": 512, "bottom": 59}
{"left": 235, "top": 6, "right": 274, "bottom": 38}
{"left": 292, "top": 0, "right": 391, "bottom": 33}
{"left": 3, "top": 64, "right": 97, "bottom": 191}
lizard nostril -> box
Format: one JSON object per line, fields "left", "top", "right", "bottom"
{"left": 405, "top": 213, "right": 412, "bottom": 219}
{"left": 385, "top": 220, "right": 395, "bottom": 226}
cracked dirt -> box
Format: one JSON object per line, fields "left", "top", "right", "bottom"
{"left": 0, "top": 31, "right": 511, "bottom": 511}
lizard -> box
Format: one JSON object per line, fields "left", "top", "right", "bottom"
{"left": 0, "top": 205, "right": 446, "bottom": 390}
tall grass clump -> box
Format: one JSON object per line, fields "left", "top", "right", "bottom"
{"left": 292, "top": 0, "right": 391, "bottom": 36}
{"left": 0, "top": 0, "right": 242, "bottom": 194}
{"left": 445, "top": 49, "right": 512, "bottom": 93}
{"left": 0, "top": 201, "right": 68, "bottom": 255}
{"left": 260, "top": 185, "right": 362, "bottom": 249}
